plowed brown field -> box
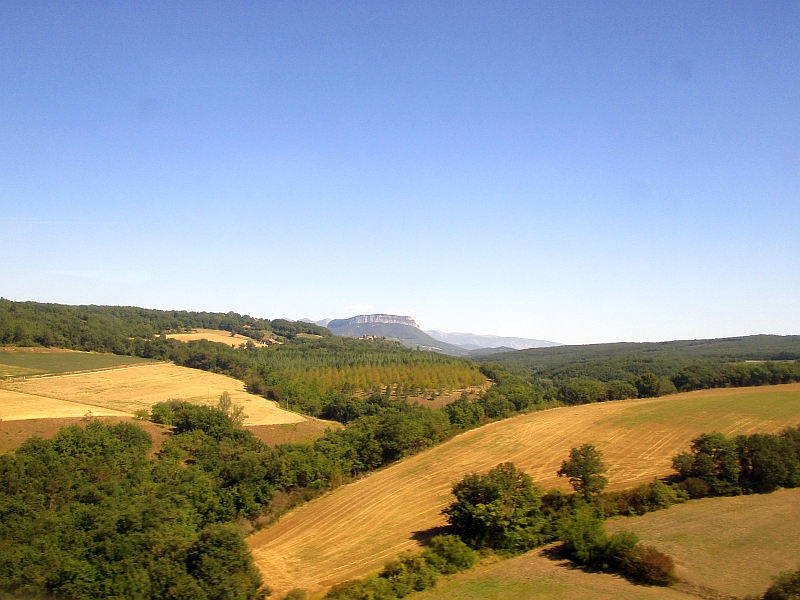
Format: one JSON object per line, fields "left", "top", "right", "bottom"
{"left": 248, "top": 384, "right": 800, "bottom": 597}
{"left": 0, "top": 363, "right": 304, "bottom": 426}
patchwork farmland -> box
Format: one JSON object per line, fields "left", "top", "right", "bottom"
{"left": 0, "top": 358, "right": 305, "bottom": 426}
{"left": 247, "top": 383, "right": 800, "bottom": 596}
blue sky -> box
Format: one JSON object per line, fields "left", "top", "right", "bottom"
{"left": 1, "top": 1, "right": 798, "bottom": 344}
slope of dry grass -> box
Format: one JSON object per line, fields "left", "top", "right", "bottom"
{"left": 248, "top": 384, "right": 800, "bottom": 596}
{"left": 606, "top": 488, "right": 800, "bottom": 598}
{"left": 0, "top": 363, "right": 304, "bottom": 426}
{"left": 412, "top": 547, "right": 693, "bottom": 600}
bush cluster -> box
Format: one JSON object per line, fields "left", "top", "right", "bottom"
{"left": 324, "top": 536, "right": 476, "bottom": 599}
{"left": 557, "top": 507, "right": 677, "bottom": 585}
{"left": 764, "top": 565, "right": 800, "bottom": 599}
{"left": 597, "top": 479, "right": 688, "bottom": 517}
{"left": 672, "top": 426, "right": 800, "bottom": 497}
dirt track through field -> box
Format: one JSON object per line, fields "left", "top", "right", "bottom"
{"left": 0, "top": 363, "right": 304, "bottom": 426}
{"left": 248, "top": 384, "right": 800, "bottom": 596}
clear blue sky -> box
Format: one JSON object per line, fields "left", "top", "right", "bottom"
{"left": 2, "top": 1, "right": 798, "bottom": 344}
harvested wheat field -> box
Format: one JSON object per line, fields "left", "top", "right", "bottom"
{"left": 606, "top": 487, "right": 800, "bottom": 598}
{"left": 248, "top": 384, "right": 800, "bottom": 597}
{"left": 0, "top": 387, "right": 130, "bottom": 420}
{"left": 0, "top": 362, "right": 304, "bottom": 426}
{"left": 166, "top": 329, "right": 260, "bottom": 347}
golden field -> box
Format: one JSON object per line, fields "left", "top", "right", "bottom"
{"left": 247, "top": 384, "right": 800, "bottom": 596}
{"left": 0, "top": 362, "right": 304, "bottom": 426}
{"left": 166, "top": 328, "right": 261, "bottom": 347}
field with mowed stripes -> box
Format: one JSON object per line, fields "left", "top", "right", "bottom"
{"left": 247, "top": 383, "right": 800, "bottom": 597}
{"left": 0, "top": 361, "right": 305, "bottom": 426}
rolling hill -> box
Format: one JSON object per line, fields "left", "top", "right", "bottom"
{"left": 247, "top": 383, "right": 800, "bottom": 596}
{"left": 485, "top": 334, "right": 800, "bottom": 375}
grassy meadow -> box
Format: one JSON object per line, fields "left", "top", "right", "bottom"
{"left": 412, "top": 490, "right": 800, "bottom": 600}
{"left": 606, "top": 488, "right": 800, "bottom": 598}
{"left": 411, "top": 549, "right": 691, "bottom": 600}
{"left": 0, "top": 349, "right": 151, "bottom": 377}
{"left": 248, "top": 383, "right": 800, "bottom": 596}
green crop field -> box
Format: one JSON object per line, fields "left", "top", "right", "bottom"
{"left": 0, "top": 350, "right": 151, "bottom": 377}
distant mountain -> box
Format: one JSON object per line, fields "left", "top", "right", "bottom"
{"left": 326, "top": 315, "right": 468, "bottom": 356}
{"left": 331, "top": 314, "right": 419, "bottom": 328}
{"left": 467, "top": 346, "right": 517, "bottom": 357}
{"left": 426, "top": 330, "right": 561, "bottom": 351}
{"left": 300, "top": 318, "right": 332, "bottom": 327}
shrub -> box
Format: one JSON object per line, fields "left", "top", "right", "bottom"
{"left": 599, "top": 479, "right": 687, "bottom": 517}
{"left": 764, "top": 565, "right": 800, "bottom": 599}
{"left": 620, "top": 545, "right": 677, "bottom": 586}
{"left": 422, "top": 535, "right": 476, "bottom": 574}
{"left": 557, "top": 506, "right": 608, "bottom": 565}
{"left": 558, "top": 509, "right": 676, "bottom": 587}
{"left": 380, "top": 553, "right": 438, "bottom": 597}
{"left": 680, "top": 477, "right": 712, "bottom": 499}
{"left": 150, "top": 402, "right": 175, "bottom": 425}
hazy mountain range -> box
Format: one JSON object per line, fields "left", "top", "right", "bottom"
{"left": 299, "top": 315, "right": 560, "bottom": 356}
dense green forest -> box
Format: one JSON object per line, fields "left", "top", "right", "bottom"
{"left": 0, "top": 298, "right": 330, "bottom": 350}
{"left": 485, "top": 335, "right": 800, "bottom": 401}
{"left": 0, "top": 362, "right": 546, "bottom": 599}
{"left": 0, "top": 418, "right": 266, "bottom": 599}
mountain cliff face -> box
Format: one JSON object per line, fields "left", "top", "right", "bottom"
{"left": 328, "top": 314, "right": 419, "bottom": 328}
{"left": 326, "top": 315, "right": 466, "bottom": 355}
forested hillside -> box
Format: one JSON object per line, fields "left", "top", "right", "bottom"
{"left": 485, "top": 335, "right": 800, "bottom": 404}
{"left": 0, "top": 298, "right": 330, "bottom": 351}
{"left": 0, "top": 300, "right": 486, "bottom": 417}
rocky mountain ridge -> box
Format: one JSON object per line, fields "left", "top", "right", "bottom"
{"left": 327, "top": 314, "right": 419, "bottom": 329}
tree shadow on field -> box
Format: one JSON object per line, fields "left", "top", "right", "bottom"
{"left": 411, "top": 525, "right": 454, "bottom": 545}
{"left": 539, "top": 544, "right": 592, "bottom": 573}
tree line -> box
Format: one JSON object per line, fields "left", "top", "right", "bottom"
{"left": 0, "top": 298, "right": 330, "bottom": 351}
{"left": 671, "top": 426, "right": 800, "bottom": 497}
{"left": 487, "top": 334, "right": 800, "bottom": 400}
